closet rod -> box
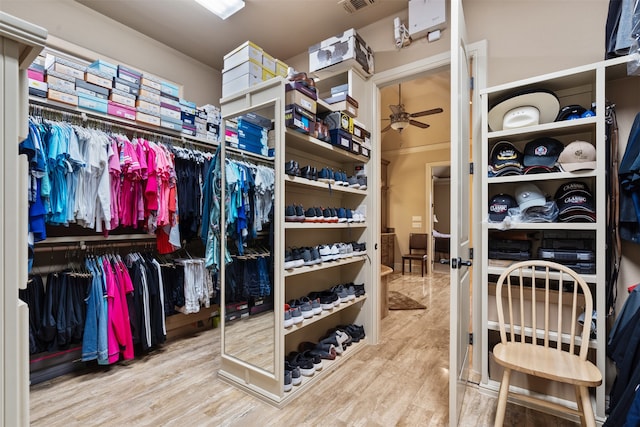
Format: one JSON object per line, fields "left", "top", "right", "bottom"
{"left": 225, "top": 146, "right": 274, "bottom": 167}
{"left": 33, "top": 239, "right": 156, "bottom": 253}
{"left": 29, "top": 97, "right": 221, "bottom": 151}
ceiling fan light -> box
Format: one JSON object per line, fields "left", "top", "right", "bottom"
{"left": 390, "top": 119, "right": 410, "bottom": 131}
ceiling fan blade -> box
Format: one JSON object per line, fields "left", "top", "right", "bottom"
{"left": 382, "top": 123, "right": 392, "bottom": 132}
{"left": 410, "top": 119, "right": 430, "bottom": 129}
{"left": 389, "top": 104, "right": 403, "bottom": 115}
{"left": 410, "top": 107, "right": 444, "bottom": 118}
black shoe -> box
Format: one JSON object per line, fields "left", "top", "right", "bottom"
{"left": 285, "top": 160, "right": 299, "bottom": 176}
{"left": 287, "top": 352, "right": 315, "bottom": 376}
{"left": 301, "top": 165, "right": 317, "bottom": 180}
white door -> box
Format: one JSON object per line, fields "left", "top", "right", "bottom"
{"left": 449, "top": 0, "right": 472, "bottom": 425}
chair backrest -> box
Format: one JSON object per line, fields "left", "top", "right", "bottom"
{"left": 409, "top": 233, "right": 429, "bottom": 254}
{"left": 495, "top": 260, "right": 593, "bottom": 360}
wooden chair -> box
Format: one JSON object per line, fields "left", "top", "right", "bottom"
{"left": 401, "top": 233, "right": 429, "bottom": 276}
{"left": 493, "top": 260, "right": 602, "bottom": 427}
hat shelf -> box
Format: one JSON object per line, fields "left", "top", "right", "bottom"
{"left": 478, "top": 58, "right": 615, "bottom": 422}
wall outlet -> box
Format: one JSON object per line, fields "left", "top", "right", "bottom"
{"left": 412, "top": 222, "right": 422, "bottom": 228}
{"left": 412, "top": 216, "right": 422, "bottom": 221}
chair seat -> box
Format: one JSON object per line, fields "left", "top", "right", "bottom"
{"left": 493, "top": 342, "right": 602, "bottom": 387}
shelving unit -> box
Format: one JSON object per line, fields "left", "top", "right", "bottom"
{"left": 218, "top": 71, "right": 377, "bottom": 405}
{"left": 478, "top": 55, "right": 639, "bottom": 422}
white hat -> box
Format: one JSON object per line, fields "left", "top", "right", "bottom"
{"left": 488, "top": 89, "right": 560, "bottom": 132}
{"left": 515, "top": 183, "right": 546, "bottom": 211}
{"left": 558, "top": 140, "right": 596, "bottom": 172}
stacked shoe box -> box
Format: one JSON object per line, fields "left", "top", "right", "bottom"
{"left": 284, "top": 80, "right": 317, "bottom": 135}
{"left": 106, "top": 64, "right": 139, "bottom": 121}
{"left": 136, "top": 73, "right": 163, "bottom": 127}
{"left": 537, "top": 230, "right": 596, "bottom": 274}
{"left": 75, "top": 59, "right": 114, "bottom": 114}
{"left": 179, "top": 98, "right": 197, "bottom": 137}
{"left": 198, "top": 104, "right": 222, "bottom": 143}
{"left": 159, "top": 81, "right": 183, "bottom": 131}
{"left": 222, "top": 41, "right": 288, "bottom": 98}
{"left": 233, "top": 112, "right": 271, "bottom": 156}
{"left": 28, "top": 55, "right": 47, "bottom": 98}
{"left": 44, "top": 53, "right": 84, "bottom": 106}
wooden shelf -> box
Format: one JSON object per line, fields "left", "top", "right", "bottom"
{"left": 486, "top": 321, "right": 596, "bottom": 349}
{"left": 487, "top": 115, "right": 596, "bottom": 141}
{"left": 487, "top": 265, "right": 596, "bottom": 283}
{"left": 487, "top": 170, "right": 597, "bottom": 184}
{"left": 284, "top": 295, "right": 366, "bottom": 336}
{"left": 486, "top": 222, "right": 597, "bottom": 231}
{"left": 284, "top": 255, "right": 367, "bottom": 277}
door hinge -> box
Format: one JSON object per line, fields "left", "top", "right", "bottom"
{"left": 469, "top": 162, "right": 474, "bottom": 175}
{"left": 469, "top": 248, "right": 473, "bottom": 259}
{"left": 469, "top": 333, "right": 474, "bottom": 345}
{"left": 470, "top": 76, "right": 474, "bottom": 90}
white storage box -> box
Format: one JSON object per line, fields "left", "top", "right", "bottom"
{"left": 308, "top": 28, "right": 374, "bottom": 77}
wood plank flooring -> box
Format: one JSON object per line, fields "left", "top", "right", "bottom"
{"left": 29, "top": 269, "right": 579, "bottom": 426}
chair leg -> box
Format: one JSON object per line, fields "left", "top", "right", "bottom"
{"left": 402, "top": 260, "right": 405, "bottom": 275}
{"left": 494, "top": 368, "right": 511, "bottom": 427}
{"left": 578, "top": 385, "right": 596, "bottom": 427}
{"left": 421, "top": 260, "right": 424, "bottom": 277}
{"left": 574, "top": 386, "right": 586, "bottom": 426}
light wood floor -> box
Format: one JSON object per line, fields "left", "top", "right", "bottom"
{"left": 29, "top": 269, "right": 579, "bottom": 426}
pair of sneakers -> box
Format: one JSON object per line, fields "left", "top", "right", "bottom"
{"left": 284, "top": 204, "right": 305, "bottom": 222}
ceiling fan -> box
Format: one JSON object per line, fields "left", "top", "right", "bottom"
{"left": 382, "top": 84, "right": 444, "bottom": 133}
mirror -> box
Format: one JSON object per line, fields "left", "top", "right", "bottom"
{"left": 220, "top": 102, "right": 276, "bottom": 375}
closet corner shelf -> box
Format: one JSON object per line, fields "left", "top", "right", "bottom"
{"left": 284, "top": 295, "right": 367, "bottom": 336}
{"left": 284, "top": 222, "right": 367, "bottom": 230}
{"left": 285, "top": 129, "right": 369, "bottom": 164}
{"left": 486, "top": 116, "right": 596, "bottom": 141}
{"left": 284, "top": 255, "right": 367, "bottom": 277}
{"left": 285, "top": 175, "right": 367, "bottom": 195}
{"left": 279, "top": 338, "right": 368, "bottom": 403}
{"left": 486, "top": 170, "right": 598, "bottom": 184}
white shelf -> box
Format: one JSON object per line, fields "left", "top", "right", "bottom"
{"left": 284, "top": 255, "right": 367, "bottom": 277}
{"left": 487, "top": 170, "right": 597, "bottom": 184}
{"left": 285, "top": 175, "right": 367, "bottom": 195}
{"left": 284, "top": 222, "right": 367, "bottom": 229}
{"left": 487, "top": 116, "right": 596, "bottom": 141}
{"left": 284, "top": 295, "right": 366, "bottom": 336}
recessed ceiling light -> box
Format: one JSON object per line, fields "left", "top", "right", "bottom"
{"left": 194, "top": 0, "right": 245, "bottom": 20}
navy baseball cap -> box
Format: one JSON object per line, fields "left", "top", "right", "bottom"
{"left": 523, "top": 137, "right": 564, "bottom": 168}
{"left": 489, "top": 141, "right": 523, "bottom": 176}
{"left": 488, "top": 193, "right": 517, "bottom": 222}
{"left": 554, "top": 181, "right": 596, "bottom": 222}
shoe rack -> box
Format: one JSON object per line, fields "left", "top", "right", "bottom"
{"left": 218, "top": 70, "right": 379, "bottom": 405}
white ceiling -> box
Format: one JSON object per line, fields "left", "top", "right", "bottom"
{"left": 75, "top": 0, "right": 409, "bottom": 71}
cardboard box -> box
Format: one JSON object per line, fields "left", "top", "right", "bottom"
{"left": 261, "top": 52, "right": 276, "bottom": 73}
{"left": 327, "top": 95, "right": 358, "bottom": 118}
{"left": 48, "top": 62, "right": 85, "bottom": 80}
{"left": 136, "top": 110, "right": 161, "bottom": 127}
{"left": 78, "top": 92, "right": 108, "bottom": 114}
{"left": 222, "top": 59, "right": 263, "bottom": 85}
{"left": 223, "top": 41, "right": 263, "bottom": 71}
{"left": 222, "top": 73, "right": 261, "bottom": 98}
{"left": 28, "top": 79, "right": 48, "bottom": 92}
{"left": 140, "top": 87, "right": 161, "bottom": 103}
{"left": 136, "top": 99, "right": 161, "bottom": 116}
{"left": 285, "top": 104, "right": 316, "bottom": 135}
{"left": 141, "top": 75, "right": 162, "bottom": 91}
{"left": 29, "top": 87, "right": 47, "bottom": 98}
{"left": 308, "top": 28, "right": 374, "bottom": 77}
{"left": 110, "top": 89, "right": 136, "bottom": 108}
{"left": 107, "top": 101, "right": 136, "bottom": 121}
{"left": 285, "top": 80, "right": 317, "bottom": 100}
{"left": 76, "top": 78, "right": 110, "bottom": 97}
{"left": 88, "top": 59, "right": 117, "bottom": 77}
{"left": 117, "top": 65, "right": 142, "bottom": 86}
{"left": 323, "top": 111, "right": 353, "bottom": 133}
{"left": 48, "top": 87, "right": 78, "bottom": 106}
{"left": 160, "top": 104, "right": 182, "bottom": 121}
{"left": 28, "top": 69, "right": 44, "bottom": 82}
{"left": 113, "top": 77, "right": 139, "bottom": 96}
{"left": 275, "top": 59, "right": 288, "bottom": 77}
{"left": 161, "top": 81, "right": 180, "bottom": 98}
{"left": 285, "top": 88, "right": 317, "bottom": 114}
{"left": 329, "top": 128, "right": 352, "bottom": 151}
{"left": 85, "top": 69, "right": 113, "bottom": 90}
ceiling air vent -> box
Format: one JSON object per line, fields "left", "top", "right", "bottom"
{"left": 339, "top": 0, "right": 375, "bottom": 14}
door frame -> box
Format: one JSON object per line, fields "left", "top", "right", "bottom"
{"left": 426, "top": 161, "right": 451, "bottom": 271}
{"left": 371, "top": 41, "right": 487, "bottom": 425}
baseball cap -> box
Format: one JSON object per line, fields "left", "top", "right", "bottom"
{"left": 523, "top": 165, "right": 560, "bottom": 175}
{"left": 523, "top": 137, "right": 564, "bottom": 167}
{"left": 558, "top": 140, "right": 596, "bottom": 171}
{"left": 488, "top": 193, "right": 517, "bottom": 222}
{"left": 555, "top": 104, "right": 587, "bottom": 121}
{"left": 554, "top": 181, "right": 596, "bottom": 222}
{"left": 489, "top": 141, "right": 523, "bottom": 176}
{"left": 515, "top": 183, "right": 546, "bottom": 211}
